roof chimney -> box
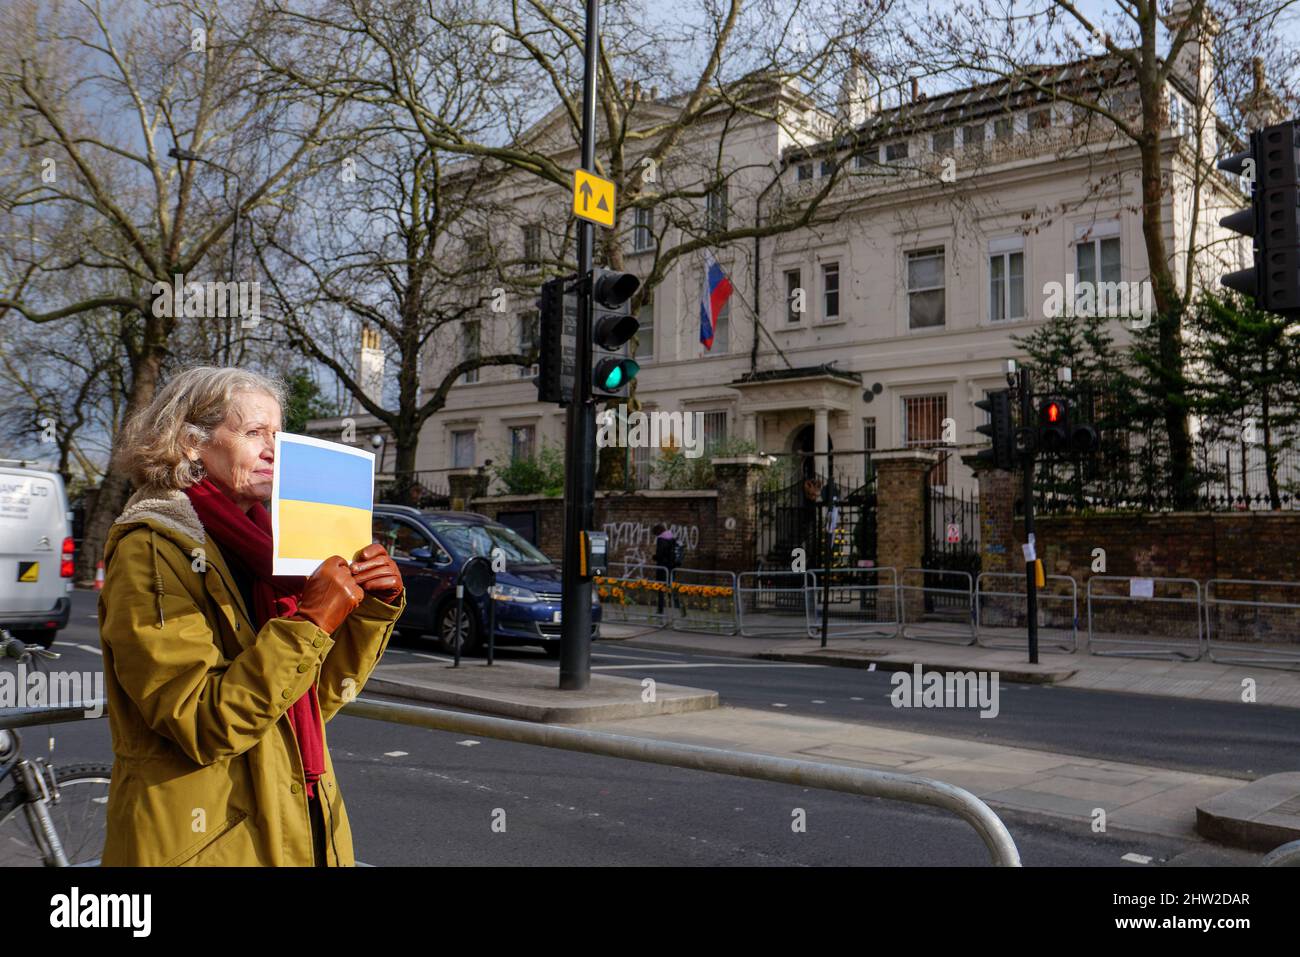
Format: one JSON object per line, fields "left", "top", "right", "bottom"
{"left": 911, "top": 77, "right": 919, "bottom": 102}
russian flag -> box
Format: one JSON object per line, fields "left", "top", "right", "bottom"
{"left": 272, "top": 433, "right": 375, "bottom": 575}
{"left": 699, "top": 251, "right": 733, "bottom": 351}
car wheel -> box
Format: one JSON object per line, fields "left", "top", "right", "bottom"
{"left": 437, "top": 601, "right": 480, "bottom": 656}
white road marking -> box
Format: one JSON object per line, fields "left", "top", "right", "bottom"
{"left": 811, "top": 699, "right": 826, "bottom": 704}
{"left": 850, "top": 696, "right": 864, "bottom": 701}
{"left": 1121, "top": 853, "right": 1153, "bottom": 864}
{"left": 412, "top": 652, "right": 451, "bottom": 662}
{"left": 771, "top": 703, "right": 788, "bottom": 708}
{"left": 64, "top": 643, "right": 102, "bottom": 656}
{"left": 456, "top": 740, "right": 480, "bottom": 747}
{"left": 383, "top": 751, "right": 409, "bottom": 758}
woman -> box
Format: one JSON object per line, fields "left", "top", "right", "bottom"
{"left": 97, "top": 366, "right": 404, "bottom": 866}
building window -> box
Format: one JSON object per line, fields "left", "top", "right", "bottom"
{"left": 885, "top": 140, "right": 909, "bottom": 162}
{"left": 518, "top": 311, "right": 538, "bottom": 378}
{"left": 907, "top": 247, "right": 945, "bottom": 329}
{"left": 702, "top": 411, "right": 728, "bottom": 455}
{"left": 962, "top": 123, "right": 984, "bottom": 150}
{"left": 855, "top": 148, "right": 875, "bottom": 169}
{"left": 451, "top": 429, "right": 476, "bottom": 469}
{"left": 797, "top": 162, "right": 813, "bottom": 182}
{"left": 706, "top": 183, "right": 728, "bottom": 232}
{"left": 820, "top": 158, "right": 835, "bottom": 177}
{"left": 631, "top": 442, "right": 653, "bottom": 489}
{"left": 1028, "top": 108, "right": 1051, "bottom": 131}
{"left": 461, "top": 320, "right": 480, "bottom": 384}
{"left": 931, "top": 130, "right": 954, "bottom": 154}
{"left": 785, "top": 268, "right": 803, "bottom": 323}
{"left": 637, "top": 298, "right": 654, "bottom": 361}
{"left": 993, "top": 116, "right": 1013, "bottom": 142}
{"left": 1076, "top": 235, "right": 1122, "bottom": 313}
{"left": 903, "top": 394, "right": 948, "bottom": 485}
{"left": 989, "top": 249, "right": 1025, "bottom": 322}
{"left": 509, "top": 425, "right": 535, "bottom": 463}
{"left": 633, "top": 207, "right": 654, "bottom": 252}
{"left": 821, "top": 262, "right": 840, "bottom": 321}
{"left": 466, "top": 234, "right": 488, "bottom": 269}
{"left": 710, "top": 300, "right": 730, "bottom": 353}
{"left": 522, "top": 225, "right": 541, "bottom": 271}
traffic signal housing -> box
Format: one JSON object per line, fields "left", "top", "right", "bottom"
{"left": 974, "top": 389, "right": 1015, "bottom": 471}
{"left": 536, "top": 275, "right": 577, "bottom": 405}
{"left": 591, "top": 267, "right": 641, "bottom": 399}
{"left": 1218, "top": 120, "right": 1300, "bottom": 315}
{"left": 1038, "top": 396, "right": 1069, "bottom": 453}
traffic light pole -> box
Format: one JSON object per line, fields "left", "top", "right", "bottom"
{"left": 1018, "top": 368, "right": 1039, "bottom": 665}
{"left": 559, "top": 0, "right": 601, "bottom": 691}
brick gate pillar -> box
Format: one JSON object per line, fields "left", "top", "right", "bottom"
{"left": 962, "top": 452, "right": 1018, "bottom": 576}
{"left": 873, "top": 450, "right": 937, "bottom": 618}
{"left": 713, "top": 455, "right": 772, "bottom": 573}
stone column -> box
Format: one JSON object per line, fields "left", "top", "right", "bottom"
{"left": 814, "top": 407, "right": 829, "bottom": 459}
{"left": 872, "top": 449, "right": 937, "bottom": 618}
{"left": 741, "top": 412, "right": 757, "bottom": 447}
{"left": 713, "top": 455, "right": 772, "bottom": 572}
{"left": 447, "top": 469, "right": 485, "bottom": 510}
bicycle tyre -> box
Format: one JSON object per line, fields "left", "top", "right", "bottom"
{"left": 0, "top": 763, "right": 112, "bottom": 866}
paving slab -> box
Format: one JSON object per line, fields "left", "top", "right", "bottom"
{"left": 1196, "top": 772, "right": 1300, "bottom": 851}
{"left": 366, "top": 659, "right": 718, "bottom": 723}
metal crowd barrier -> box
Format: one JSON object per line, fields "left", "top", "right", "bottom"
{"left": 1205, "top": 579, "right": 1300, "bottom": 668}
{"left": 736, "top": 571, "right": 814, "bottom": 638}
{"left": 899, "top": 568, "right": 976, "bottom": 645}
{"left": 596, "top": 563, "right": 670, "bottom": 628}
{"left": 975, "top": 572, "right": 1078, "bottom": 652}
{"left": 341, "top": 696, "right": 1021, "bottom": 866}
{"left": 808, "top": 567, "right": 900, "bottom": 639}
{"left": 668, "top": 568, "right": 739, "bottom": 636}
{"left": 1086, "top": 576, "right": 1205, "bottom": 660}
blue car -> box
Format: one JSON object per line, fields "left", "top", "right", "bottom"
{"left": 372, "top": 505, "right": 600, "bottom": 657}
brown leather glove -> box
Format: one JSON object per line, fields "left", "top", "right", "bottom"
{"left": 295, "top": 556, "right": 364, "bottom": 634}
{"left": 350, "top": 543, "right": 404, "bottom": 604}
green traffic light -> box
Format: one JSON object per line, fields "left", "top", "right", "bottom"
{"left": 599, "top": 358, "right": 640, "bottom": 390}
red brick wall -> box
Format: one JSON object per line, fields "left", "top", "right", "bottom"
{"left": 1014, "top": 512, "right": 1300, "bottom": 584}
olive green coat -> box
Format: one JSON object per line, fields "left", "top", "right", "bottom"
{"left": 97, "top": 488, "right": 402, "bottom": 866}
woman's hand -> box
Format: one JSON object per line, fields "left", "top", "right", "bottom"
{"left": 296, "top": 556, "right": 365, "bottom": 633}
{"left": 350, "top": 543, "right": 404, "bottom": 604}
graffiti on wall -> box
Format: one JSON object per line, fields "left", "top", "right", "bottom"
{"left": 601, "top": 520, "right": 701, "bottom": 563}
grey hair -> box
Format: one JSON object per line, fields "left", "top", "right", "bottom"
{"left": 119, "top": 366, "right": 286, "bottom": 491}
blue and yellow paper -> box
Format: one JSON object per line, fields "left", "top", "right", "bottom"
{"left": 271, "top": 433, "right": 375, "bottom": 576}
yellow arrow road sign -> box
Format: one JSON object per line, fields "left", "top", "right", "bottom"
{"left": 572, "top": 169, "right": 615, "bottom": 228}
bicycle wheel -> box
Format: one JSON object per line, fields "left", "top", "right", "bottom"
{"left": 0, "top": 763, "right": 112, "bottom": 866}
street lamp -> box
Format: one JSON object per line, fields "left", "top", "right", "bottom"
{"left": 370, "top": 432, "right": 386, "bottom": 473}
{"left": 168, "top": 145, "right": 244, "bottom": 364}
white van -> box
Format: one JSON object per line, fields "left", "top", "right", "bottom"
{"left": 0, "top": 461, "right": 74, "bottom": 646}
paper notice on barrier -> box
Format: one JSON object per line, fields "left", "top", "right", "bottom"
{"left": 1130, "top": 578, "right": 1154, "bottom": 599}
{"left": 1022, "top": 542, "right": 1036, "bottom": 562}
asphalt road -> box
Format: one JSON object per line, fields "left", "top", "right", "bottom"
{"left": 4, "top": 589, "right": 1280, "bottom": 866}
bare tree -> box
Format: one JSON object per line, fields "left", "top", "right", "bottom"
{"left": 0, "top": 0, "right": 344, "bottom": 576}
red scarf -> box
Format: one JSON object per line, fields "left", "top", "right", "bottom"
{"left": 184, "top": 478, "right": 326, "bottom": 799}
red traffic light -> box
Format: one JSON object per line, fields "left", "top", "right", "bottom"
{"left": 1047, "top": 402, "right": 1061, "bottom": 423}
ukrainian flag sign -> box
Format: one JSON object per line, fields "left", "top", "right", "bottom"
{"left": 271, "top": 433, "right": 375, "bottom": 576}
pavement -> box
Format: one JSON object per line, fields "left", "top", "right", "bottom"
{"left": 596, "top": 621, "right": 1300, "bottom": 709}
{"left": 364, "top": 624, "right": 1300, "bottom": 854}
